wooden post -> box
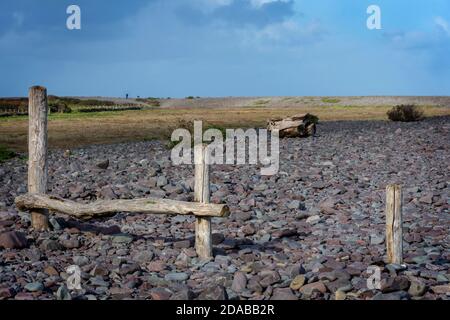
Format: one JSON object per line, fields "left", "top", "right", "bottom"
{"left": 386, "top": 184, "right": 403, "bottom": 264}
{"left": 28, "top": 86, "right": 49, "bottom": 231}
{"left": 194, "top": 144, "right": 212, "bottom": 259}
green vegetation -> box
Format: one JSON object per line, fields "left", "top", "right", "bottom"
{"left": 254, "top": 99, "right": 270, "bottom": 106}
{"left": 0, "top": 98, "right": 28, "bottom": 117}
{"left": 387, "top": 105, "right": 424, "bottom": 122}
{"left": 321, "top": 98, "right": 341, "bottom": 104}
{"left": 0, "top": 145, "right": 16, "bottom": 162}
{"left": 52, "top": 97, "right": 116, "bottom": 107}
{"left": 136, "top": 97, "right": 161, "bottom": 107}
{"left": 0, "top": 96, "right": 124, "bottom": 117}
{"left": 78, "top": 106, "right": 142, "bottom": 113}
{"left": 305, "top": 114, "right": 320, "bottom": 124}
{"left": 49, "top": 101, "right": 72, "bottom": 114}
{"left": 186, "top": 96, "right": 195, "bottom": 100}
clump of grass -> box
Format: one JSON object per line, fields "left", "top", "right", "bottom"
{"left": 78, "top": 106, "right": 142, "bottom": 113}
{"left": 148, "top": 99, "right": 161, "bottom": 107}
{"left": 0, "top": 145, "right": 16, "bottom": 162}
{"left": 136, "top": 98, "right": 161, "bottom": 107}
{"left": 387, "top": 105, "right": 424, "bottom": 122}
{"left": 321, "top": 98, "right": 341, "bottom": 104}
{"left": 305, "top": 114, "right": 319, "bottom": 124}
{"left": 254, "top": 99, "right": 270, "bottom": 106}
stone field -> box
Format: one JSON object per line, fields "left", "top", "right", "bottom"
{"left": 0, "top": 117, "right": 449, "bottom": 300}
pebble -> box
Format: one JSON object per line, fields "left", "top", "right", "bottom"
{"left": 73, "top": 255, "right": 89, "bottom": 266}
{"left": 165, "top": 272, "right": 189, "bottom": 282}
{"left": 290, "top": 275, "right": 306, "bottom": 291}
{"left": 198, "top": 286, "right": 228, "bottom": 300}
{"left": 112, "top": 234, "right": 134, "bottom": 244}
{"left": 299, "top": 282, "right": 328, "bottom": 296}
{"left": 96, "top": 159, "right": 109, "bottom": 169}
{"left": 231, "top": 272, "right": 247, "bottom": 293}
{"left": 0, "top": 231, "right": 28, "bottom": 249}
{"left": 150, "top": 287, "right": 172, "bottom": 300}
{"left": 370, "top": 234, "right": 385, "bottom": 245}
{"left": 271, "top": 288, "right": 297, "bottom": 300}
{"left": 408, "top": 278, "right": 427, "bottom": 297}
{"left": 306, "top": 215, "right": 321, "bottom": 225}
{"left": 335, "top": 290, "right": 346, "bottom": 300}
{"left": 56, "top": 285, "right": 72, "bottom": 300}
{"left": 40, "top": 239, "right": 64, "bottom": 251}
{"left": 381, "top": 276, "right": 410, "bottom": 293}
{"left": 430, "top": 285, "right": 449, "bottom": 294}
{"left": 24, "top": 282, "right": 44, "bottom": 292}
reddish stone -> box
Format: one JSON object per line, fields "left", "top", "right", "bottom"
{"left": 14, "top": 292, "right": 34, "bottom": 300}
{"left": 0, "top": 231, "right": 28, "bottom": 249}
{"left": 147, "top": 261, "right": 166, "bottom": 272}
{"left": 0, "top": 287, "right": 14, "bottom": 300}
{"left": 150, "top": 288, "right": 172, "bottom": 300}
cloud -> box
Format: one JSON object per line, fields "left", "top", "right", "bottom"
{"left": 240, "top": 19, "right": 325, "bottom": 48}
{"left": 175, "top": 0, "right": 295, "bottom": 28}
{"left": 195, "top": 0, "right": 290, "bottom": 10}
{"left": 249, "top": 0, "right": 290, "bottom": 8}
{"left": 435, "top": 16, "right": 450, "bottom": 36}
{"left": 383, "top": 16, "right": 450, "bottom": 50}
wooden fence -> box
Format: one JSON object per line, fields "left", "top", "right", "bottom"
{"left": 14, "top": 86, "right": 229, "bottom": 259}
{"left": 15, "top": 86, "right": 405, "bottom": 264}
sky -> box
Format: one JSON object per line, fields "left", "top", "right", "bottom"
{"left": 1, "top": 0, "right": 449, "bottom": 98}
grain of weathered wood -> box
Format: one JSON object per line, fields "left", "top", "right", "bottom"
{"left": 28, "top": 86, "right": 49, "bottom": 230}
{"left": 194, "top": 144, "right": 212, "bottom": 259}
{"left": 15, "top": 193, "right": 230, "bottom": 220}
{"left": 386, "top": 184, "right": 403, "bottom": 264}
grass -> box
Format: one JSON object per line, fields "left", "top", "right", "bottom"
{"left": 0, "top": 145, "right": 16, "bottom": 162}
{"left": 321, "top": 98, "right": 341, "bottom": 104}
{"left": 1, "top": 105, "right": 449, "bottom": 152}
{"left": 254, "top": 99, "right": 270, "bottom": 106}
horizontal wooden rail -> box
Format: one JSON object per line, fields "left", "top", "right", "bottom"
{"left": 15, "top": 193, "right": 230, "bottom": 220}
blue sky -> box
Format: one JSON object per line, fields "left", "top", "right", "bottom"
{"left": 1, "top": 0, "right": 449, "bottom": 97}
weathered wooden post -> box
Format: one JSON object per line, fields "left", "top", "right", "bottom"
{"left": 385, "top": 184, "right": 403, "bottom": 264}
{"left": 28, "top": 86, "right": 49, "bottom": 231}
{"left": 194, "top": 144, "right": 212, "bottom": 259}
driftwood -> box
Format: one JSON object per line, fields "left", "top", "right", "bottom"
{"left": 28, "top": 86, "right": 50, "bottom": 230}
{"left": 267, "top": 113, "right": 317, "bottom": 138}
{"left": 386, "top": 184, "right": 403, "bottom": 264}
{"left": 15, "top": 193, "right": 230, "bottom": 220}
{"left": 194, "top": 144, "right": 212, "bottom": 259}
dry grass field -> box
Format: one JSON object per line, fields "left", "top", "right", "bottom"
{"left": 1, "top": 98, "right": 450, "bottom": 152}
